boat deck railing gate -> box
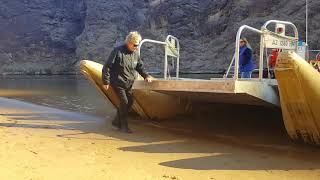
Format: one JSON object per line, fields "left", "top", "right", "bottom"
{"left": 225, "top": 20, "right": 299, "bottom": 81}
{"left": 138, "top": 35, "right": 180, "bottom": 80}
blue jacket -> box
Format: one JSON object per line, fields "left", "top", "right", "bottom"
{"left": 239, "top": 46, "right": 254, "bottom": 72}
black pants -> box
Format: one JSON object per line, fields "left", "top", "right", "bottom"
{"left": 113, "top": 85, "right": 133, "bottom": 129}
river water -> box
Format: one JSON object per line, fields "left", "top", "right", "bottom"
{"left": 0, "top": 74, "right": 220, "bottom": 117}
{"left": 0, "top": 75, "right": 114, "bottom": 117}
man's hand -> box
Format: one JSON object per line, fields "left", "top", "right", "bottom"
{"left": 145, "top": 76, "right": 152, "bottom": 83}
{"left": 103, "top": 85, "right": 109, "bottom": 91}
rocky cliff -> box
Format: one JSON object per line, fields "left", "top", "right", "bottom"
{"left": 0, "top": 0, "right": 319, "bottom": 74}
{"left": 0, "top": 0, "right": 86, "bottom": 74}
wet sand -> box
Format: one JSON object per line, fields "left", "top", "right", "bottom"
{"left": 0, "top": 97, "right": 320, "bottom": 180}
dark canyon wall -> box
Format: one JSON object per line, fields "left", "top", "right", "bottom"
{"left": 0, "top": 0, "right": 319, "bottom": 74}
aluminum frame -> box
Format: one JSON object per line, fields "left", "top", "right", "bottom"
{"left": 138, "top": 35, "right": 180, "bottom": 79}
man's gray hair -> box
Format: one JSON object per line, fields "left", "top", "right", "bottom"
{"left": 125, "top": 31, "right": 142, "bottom": 45}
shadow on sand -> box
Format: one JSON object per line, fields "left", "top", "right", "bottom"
{"left": 1, "top": 100, "right": 320, "bottom": 171}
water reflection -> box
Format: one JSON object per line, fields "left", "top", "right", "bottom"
{"left": 0, "top": 75, "right": 114, "bottom": 117}
{"left": 0, "top": 74, "right": 221, "bottom": 117}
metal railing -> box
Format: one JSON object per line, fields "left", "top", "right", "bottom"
{"left": 138, "top": 35, "right": 180, "bottom": 79}
{"left": 260, "top": 20, "right": 299, "bottom": 80}
{"left": 308, "top": 50, "right": 320, "bottom": 72}
{"left": 308, "top": 50, "right": 320, "bottom": 61}
{"left": 234, "top": 25, "right": 262, "bottom": 80}
{"left": 226, "top": 20, "right": 299, "bottom": 80}
{"left": 224, "top": 55, "right": 235, "bottom": 78}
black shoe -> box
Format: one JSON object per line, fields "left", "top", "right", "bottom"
{"left": 120, "top": 127, "right": 133, "bottom": 134}
{"left": 111, "top": 120, "right": 121, "bottom": 130}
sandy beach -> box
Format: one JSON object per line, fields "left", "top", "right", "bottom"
{"left": 0, "top": 97, "right": 319, "bottom": 180}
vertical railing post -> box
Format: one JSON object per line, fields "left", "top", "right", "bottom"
{"left": 176, "top": 55, "right": 180, "bottom": 79}
{"left": 164, "top": 46, "right": 168, "bottom": 79}
{"left": 234, "top": 30, "right": 241, "bottom": 80}
{"left": 176, "top": 39, "right": 180, "bottom": 79}
{"left": 259, "top": 32, "right": 265, "bottom": 80}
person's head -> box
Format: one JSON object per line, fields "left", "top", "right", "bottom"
{"left": 239, "top": 38, "right": 247, "bottom": 47}
{"left": 125, "top": 31, "right": 142, "bottom": 52}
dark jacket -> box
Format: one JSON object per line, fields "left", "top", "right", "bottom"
{"left": 102, "top": 45, "right": 149, "bottom": 88}
{"left": 239, "top": 46, "right": 254, "bottom": 73}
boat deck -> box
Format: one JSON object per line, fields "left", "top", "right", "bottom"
{"left": 133, "top": 78, "right": 279, "bottom": 107}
